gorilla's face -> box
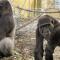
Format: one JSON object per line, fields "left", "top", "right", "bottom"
{"left": 39, "top": 24, "right": 54, "bottom": 39}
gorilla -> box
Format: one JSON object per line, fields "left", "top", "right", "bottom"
{"left": 34, "top": 15, "right": 60, "bottom": 60}
{"left": 0, "top": 0, "right": 15, "bottom": 58}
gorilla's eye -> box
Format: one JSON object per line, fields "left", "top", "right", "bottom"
{"left": 39, "top": 27, "right": 43, "bottom": 34}
{"left": 0, "top": 14, "right": 2, "bottom": 17}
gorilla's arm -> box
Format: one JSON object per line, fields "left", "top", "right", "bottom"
{"left": 34, "top": 27, "right": 44, "bottom": 60}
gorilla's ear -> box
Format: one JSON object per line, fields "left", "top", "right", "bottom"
{"left": 49, "top": 18, "right": 54, "bottom": 28}
{"left": 48, "top": 15, "right": 54, "bottom": 23}
{"left": 49, "top": 15, "right": 59, "bottom": 25}
{"left": 51, "top": 19, "right": 54, "bottom": 24}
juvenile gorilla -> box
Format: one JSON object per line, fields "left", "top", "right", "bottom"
{"left": 0, "top": 0, "right": 15, "bottom": 57}
{"left": 34, "top": 15, "right": 60, "bottom": 60}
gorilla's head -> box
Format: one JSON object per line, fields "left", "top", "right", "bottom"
{"left": 38, "top": 15, "right": 54, "bottom": 39}
{"left": 0, "top": 0, "right": 12, "bottom": 17}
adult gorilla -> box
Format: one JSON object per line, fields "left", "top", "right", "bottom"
{"left": 34, "top": 15, "right": 60, "bottom": 60}
{"left": 0, "top": 0, "right": 15, "bottom": 58}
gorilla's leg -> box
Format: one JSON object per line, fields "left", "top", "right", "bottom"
{"left": 34, "top": 28, "right": 44, "bottom": 60}
{"left": 45, "top": 40, "right": 56, "bottom": 60}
